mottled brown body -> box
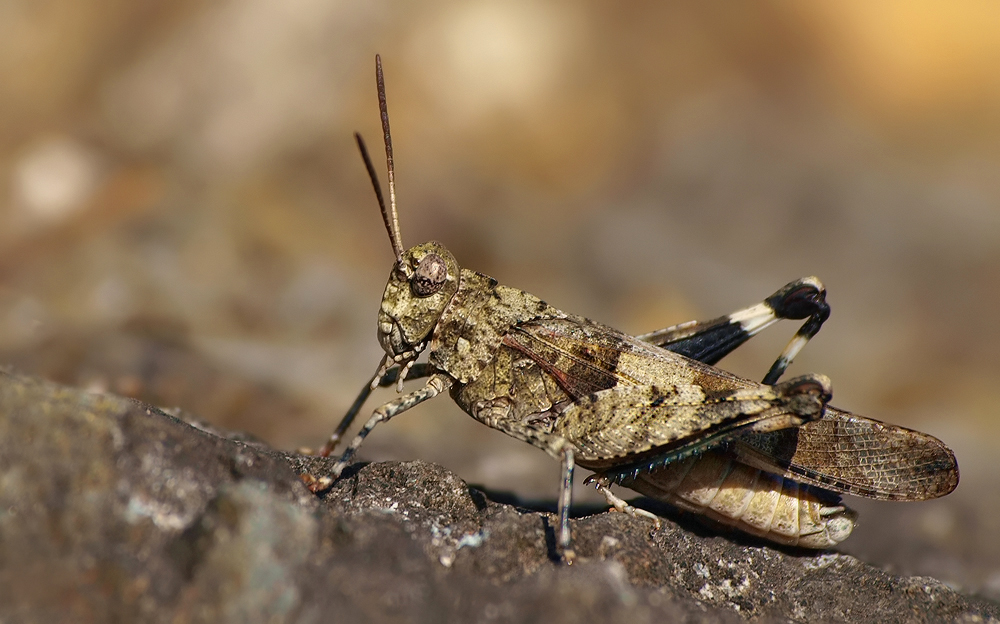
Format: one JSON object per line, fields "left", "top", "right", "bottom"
{"left": 423, "top": 269, "right": 857, "bottom": 548}
{"left": 315, "top": 55, "right": 959, "bottom": 561}
{"left": 427, "top": 266, "right": 829, "bottom": 467}
{"left": 329, "top": 242, "right": 834, "bottom": 559}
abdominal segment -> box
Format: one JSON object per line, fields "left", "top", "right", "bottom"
{"left": 620, "top": 449, "right": 857, "bottom": 548}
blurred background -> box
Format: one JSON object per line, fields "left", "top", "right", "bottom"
{"left": 1, "top": 0, "right": 998, "bottom": 598}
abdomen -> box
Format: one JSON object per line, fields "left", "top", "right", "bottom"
{"left": 620, "top": 449, "right": 856, "bottom": 548}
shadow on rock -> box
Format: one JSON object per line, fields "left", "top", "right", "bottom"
{"left": 0, "top": 370, "right": 996, "bottom": 623}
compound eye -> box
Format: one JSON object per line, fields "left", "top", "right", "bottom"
{"left": 411, "top": 253, "right": 448, "bottom": 297}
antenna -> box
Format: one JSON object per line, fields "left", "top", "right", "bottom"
{"left": 376, "top": 54, "right": 404, "bottom": 263}
{"left": 355, "top": 55, "right": 404, "bottom": 264}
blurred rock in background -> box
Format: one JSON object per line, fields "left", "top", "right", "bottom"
{"left": 0, "top": 0, "right": 998, "bottom": 599}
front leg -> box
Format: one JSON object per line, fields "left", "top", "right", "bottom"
{"left": 318, "top": 362, "right": 437, "bottom": 457}
{"left": 308, "top": 374, "right": 452, "bottom": 493}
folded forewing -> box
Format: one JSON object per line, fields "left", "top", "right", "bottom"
{"left": 733, "top": 406, "right": 959, "bottom": 501}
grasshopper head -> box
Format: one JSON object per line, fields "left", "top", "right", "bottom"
{"left": 377, "top": 241, "right": 460, "bottom": 361}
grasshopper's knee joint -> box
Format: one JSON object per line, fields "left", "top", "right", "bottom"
{"left": 428, "top": 375, "right": 447, "bottom": 393}
{"left": 777, "top": 374, "right": 833, "bottom": 402}
{"left": 767, "top": 277, "right": 828, "bottom": 320}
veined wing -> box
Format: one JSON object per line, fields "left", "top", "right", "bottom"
{"left": 732, "top": 406, "right": 958, "bottom": 501}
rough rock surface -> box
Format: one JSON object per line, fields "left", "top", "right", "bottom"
{"left": 1, "top": 369, "right": 997, "bottom": 623}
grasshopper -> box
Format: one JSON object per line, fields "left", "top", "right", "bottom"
{"left": 308, "top": 55, "right": 959, "bottom": 560}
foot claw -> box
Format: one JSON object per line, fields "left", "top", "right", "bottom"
{"left": 300, "top": 473, "right": 334, "bottom": 493}
{"left": 561, "top": 547, "right": 577, "bottom": 565}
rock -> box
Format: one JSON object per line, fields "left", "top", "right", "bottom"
{"left": 0, "top": 369, "right": 997, "bottom": 623}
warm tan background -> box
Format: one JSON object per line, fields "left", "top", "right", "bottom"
{"left": 1, "top": 0, "right": 998, "bottom": 597}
